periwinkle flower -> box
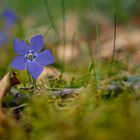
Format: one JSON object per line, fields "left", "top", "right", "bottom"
{"left": 11, "top": 35, "right": 55, "bottom": 79}
{"left": 1, "top": 9, "right": 18, "bottom": 29}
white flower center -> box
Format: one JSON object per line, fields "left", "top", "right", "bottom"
{"left": 25, "top": 50, "right": 36, "bottom": 61}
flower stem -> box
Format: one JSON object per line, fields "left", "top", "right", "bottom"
{"left": 32, "top": 78, "right": 37, "bottom": 96}
{"left": 27, "top": 72, "right": 37, "bottom": 95}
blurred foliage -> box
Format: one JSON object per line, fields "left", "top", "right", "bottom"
{"left": 1, "top": 89, "right": 140, "bottom": 140}
{"left": 0, "top": 0, "right": 139, "bottom": 23}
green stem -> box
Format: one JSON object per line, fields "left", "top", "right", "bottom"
{"left": 61, "top": 0, "right": 66, "bottom": 72}
{"left": 27, "top": 72, "right": 36, "bottom": 96}
{"left": 44, "top": 0, "right": 59, "bottom": 38}
{"left": 91, "top": 0, "right": 101, "bottom": 87}
{"left": 111, "top": 12, "right": 117, "bottom": 65}
{"left": 32, "top": 78, "right": 37, "bottom": 95}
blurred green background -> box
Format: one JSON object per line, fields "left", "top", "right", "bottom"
{"left": 0, "top": 0, "right": 139, "bottom": 23}
{"left": 0, "top": 0, "right": 140, "bottom": 78}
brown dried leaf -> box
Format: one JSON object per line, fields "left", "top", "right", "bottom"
{"left": 0, "top": 72, "right": 11, "bottom": 101}
{"left": 0, "top": 71, "right": 20, "bottom": 99}
{"left": 0, "top": 72, "right": 20, "bottom": 123}
{"left": 0, "top": 72, "right": 11, "bottom": 122}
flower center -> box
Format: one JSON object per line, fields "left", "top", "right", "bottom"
{"left": 25, "top": 50, "right": 36, "bottom": 61}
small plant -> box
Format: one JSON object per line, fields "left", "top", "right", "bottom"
{"left": 11, "top": 35, "right": 55, "bottom": 79}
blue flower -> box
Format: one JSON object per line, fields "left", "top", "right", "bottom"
{"left": 1, "top": 9, "right": 18, "bottom": 29}
{"left": 11, "top": 35, "right": 55, "bottom": 79}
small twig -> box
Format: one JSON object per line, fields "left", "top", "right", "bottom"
{"left": 47, "top": 88, "right": 81, "bottom": 98}
{"left": 10, "top": 103, "right": 28, "bottom": 111}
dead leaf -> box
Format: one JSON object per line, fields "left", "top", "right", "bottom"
{"left": 0, "top": 72, "right": 20, "bottom": 124}
{"left": 0, "top": 72, "right": 11, "bottom": 101}
{"left": 0, "top": 72, "right": 11, "bottom": 123}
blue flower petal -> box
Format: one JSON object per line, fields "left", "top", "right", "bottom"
{"left": 11, "top": 56, "right": 26, "bottom": 70}
{"left": 38, "top": 50, "right": 55, "bottom": 66}
{"left": 13, "top": 39, "right": 30, "bottom": 55}
{"left": 30, "top": 35, "right": 44, "bottom": 52}
{"left": 26, "top": 61, "right": 43, "bottom": 79}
